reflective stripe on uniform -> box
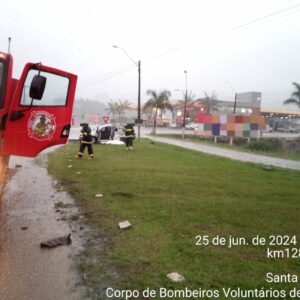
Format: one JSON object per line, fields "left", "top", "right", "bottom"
{"left": 81, "top": 141, "right": 93, "bottom": 144}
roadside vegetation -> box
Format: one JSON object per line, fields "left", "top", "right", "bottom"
{"left": 143, "top": 89, "right": 172, "bottom": 135}
{"left": 156, "top": 133, "right": 300, "bottom": 161}
{"left": 106, "top": 99, "right": 132, "bottom": 124}
{"left": 283, "top": 82, "right": 300, "bottom": 110}
{"left": 48, "top": 140, "right": 300, "bottom": 298}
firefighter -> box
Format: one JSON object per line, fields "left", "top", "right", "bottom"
{"left": 123, "top": 123, "right": 135, "bottom": 150}
{"left": 77, "top": 123, "right": 94, "bottom": 159}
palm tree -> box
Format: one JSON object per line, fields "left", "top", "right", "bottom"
{"left": 177, "top": 90, "right": 196, "bottom": 107}
{"left": 105, "top": 100, "right": 119, "bottom": 123}
{"left": 283, "top": 82, "right": 300, "bottom": 110}
{"left": 118, "top": 99, "right": 132, "bottom": 124}
{"left": 177, "top": 90, "right": 197, "bottom": 121}
{"left": 197, "top": 91, "right": 219, "bottom": 114}
{"left": 144, "top": 89, "right": 172, "bottom": 134}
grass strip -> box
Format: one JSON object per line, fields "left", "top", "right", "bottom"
{"left": 48, "top": 139, "right": 300, "bottom": 299}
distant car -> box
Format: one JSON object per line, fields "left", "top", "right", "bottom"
{"left": 262, "top": 124, "right": 273, "bottom": 133}
{"left": 185, "top": 123, "right": 194, "bottom": 130}
{"left": 185, "top": 122, "right": 200, "bottom": 130}
{"left": 289, "top": 127, "right": 300, "bottom": 133}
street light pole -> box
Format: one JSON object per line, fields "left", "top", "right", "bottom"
{"left": 225, "top": 81, "right": 237, "bottom": 115}
{"left": 233, "top": 92, "right": 237, "bottom": 115}
{"left": 182, "top": 70, "right": 188, "bottom": 140}
{"left": 113, "top": 45, "right": 141, "bottom": 139}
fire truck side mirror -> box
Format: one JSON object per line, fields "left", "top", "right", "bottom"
{"left": 29, "top": 75, "right": 47, "bottom": 100}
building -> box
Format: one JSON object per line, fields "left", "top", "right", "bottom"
{"left": 216, "top": 92, "right": 262, "bottom": 116}
{"left": 261, "top": 108, "right": 300, "bottom": 132}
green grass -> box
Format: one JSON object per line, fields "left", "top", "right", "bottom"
{"left": 48, "top": 139, "right": 300, "bottom": 299}
{"left": 155, "top": 133, "right": 300, "bottom": 161}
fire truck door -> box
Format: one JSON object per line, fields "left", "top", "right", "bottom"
{"left": 2, "top": 63, "right": 77, "bottom": 157}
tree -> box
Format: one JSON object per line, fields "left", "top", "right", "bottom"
{"left": 283, "top": 82, "right": 300, "bottom": 110}
{"left": 144, "top": 89, "right": 172, "bottom": 134}
{"left": 197, "top": 91, "right": 219, "bottom": 114}
{"left": 105, "top": 100, "right": 119, "bottom": 123}
{"left": 118, "top": 100, "right": 132, "bottom": 124}
{"left": 106, "top": 100, "right": 132, "bottom": 124}
{"left": 177, "top": 90, "right": 197, "bottom": 121}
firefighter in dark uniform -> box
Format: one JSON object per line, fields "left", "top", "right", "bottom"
{"left": 123, "top": 123, "right": 135, "bottom": 150}
{"left": 77, "top": 123, "right": 94, "bottom": 159}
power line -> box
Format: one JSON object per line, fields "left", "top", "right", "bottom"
{"left": 77, "top": 65, "right": 136, "bottom": 90}
{"left": 44, "top": 2, "right": 97, "bottom": 63}
{"left": 151, "top": 1, "right": 300, "bottom": 60}
{"left": 65, "top": 0, "right": 300, "bottom": 92}
{"left": 79, "top": 64, "right": 135, "bottom": 84}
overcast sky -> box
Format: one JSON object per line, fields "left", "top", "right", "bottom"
{"left": 1, "top": 0, "right": 300, "bottom": 109}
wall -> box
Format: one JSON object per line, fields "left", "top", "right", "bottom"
{"left": 195, "top": 114, "right": 266, "bottom": 138}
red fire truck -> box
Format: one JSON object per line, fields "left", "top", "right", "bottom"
{"left": 0, "top": 50, "right": 77, "bottom": 181}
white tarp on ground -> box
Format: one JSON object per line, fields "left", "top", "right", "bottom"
{"left": 101, "top": 140, "right": 124, "bottom": 145}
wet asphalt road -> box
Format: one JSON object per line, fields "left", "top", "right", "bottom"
{"left": 0, "top": 154, "right": 83, "bottom": 300}
{"left": 146, "top": 135, "right": 300, "bottom": 171}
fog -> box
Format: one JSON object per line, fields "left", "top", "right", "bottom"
{"left": 1, "top": 0, "right": 300, "bottom": 109}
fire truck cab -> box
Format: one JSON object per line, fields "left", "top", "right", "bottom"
{"left": 0, "top": 51, "right": 77, "bottom": 158}
{"left": 0, "top": 50, "right": 77, "bottom": 185}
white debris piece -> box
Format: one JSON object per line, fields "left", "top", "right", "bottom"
{"left": 76, "top": 171, "right": 82, "bottom": 175}
{"left": 118, "top": 220, "right": 131, "bottom": 229}
{"left": 95, "top": 194, "right": 103, "bottom": 198}
{"left": 68, "top": 165, "right": 72, "bottom": 168}
{"left": 167, "top": 272, "right": 185, "bottom": 282}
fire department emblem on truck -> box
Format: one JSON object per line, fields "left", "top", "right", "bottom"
{"left": 28, "top": 111, "right": 56, "bottom": 141}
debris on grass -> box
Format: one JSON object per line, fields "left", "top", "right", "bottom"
{"left": 118, "top": 220, "right": 131, "bottom": 229}
{"left": 55, "top": 202, "right": 78, "bottom": 209}
{"left": 167, "top": 272, "right": 185, "bottom": 282}
{"left": 55, "top": 201, "right": 65, "bottom": 209}
{"left": 76, "top": 171, "right": 82, "bottom": 175}
{"left": 95, "top": 194, "right": 103, "bottom": 198}
{"left": 263, "top": 166, "right": 274, "bottom": 171}
{"left": 69, "top": 214, "right": 80, "bottom": 221}
{"left": 40, "top": 234, "right": 72, "bottom": 248}
{"left": 59, "top": 179, "right": 77, "bottom": 186}
{"left": 112, "top": 192, "right": 134, "bottom": 198}
{"left": 68, "top": 165, "right": 72, "bottom": 168}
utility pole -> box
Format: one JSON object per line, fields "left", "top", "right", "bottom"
{"left": 182, "top": 70, "right": 188, "bottom": 140}
{"left": 137, "top": 60, "right": 141, "bottom": 140}
{"left": 113, "top": 45, "right": 142, "bottom": 139}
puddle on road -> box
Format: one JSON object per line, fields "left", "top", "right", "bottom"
{"left": 0, "top": 154, "right": 86, "bottom": 300}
